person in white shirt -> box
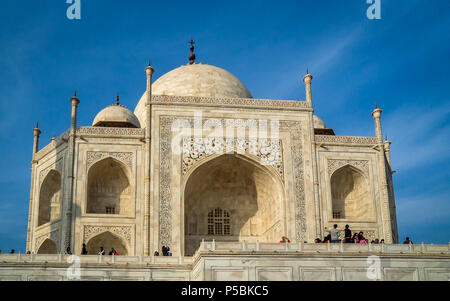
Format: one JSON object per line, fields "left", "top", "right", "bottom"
{"left": 98, "top": 246, "right": 105, "bottom": 255}
{"left": 325, "top": 224, "right": 340, "bottom": 243}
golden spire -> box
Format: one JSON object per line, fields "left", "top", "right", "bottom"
{"left": 188, "top": 38, "right": 196, "bottom": 65}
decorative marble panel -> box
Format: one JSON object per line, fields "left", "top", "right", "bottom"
{"left": 77, "top": 127, "right": 144, "bottom": 137}
{"left": 316, "top": 135, "right": 378, "bottom": 145}
{"left": 151, "top": 94, "right": 310, "bottom": 109}
{"left": 86, "top": 151, "right": 133, "bottom": 170}
{"left": 83, "top": 226, "right": 133, "bottom": 244}
{"left": 182, "top": 137, "right": 284, "bottom": 180}
{"left": 327, "top": 159, "right": 369, "bottom": 176}
{"left": 158, "top": 116, "right": 305, "bottom": 247}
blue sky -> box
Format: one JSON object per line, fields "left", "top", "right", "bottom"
{"left": 0, "top": 0, "right": 449, "bottom": 252}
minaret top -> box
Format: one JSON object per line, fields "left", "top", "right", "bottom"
{"left": 303, "top": 68, "right": 313, "bottom": 82}
{"left": 33, "top": 121, "right": 41, "bottom": 136}
{"left": 188, "top": 38, "right": 196, "bottom": 65}
{"left": 70, "top": 90, "right": 80, "bottom": 105}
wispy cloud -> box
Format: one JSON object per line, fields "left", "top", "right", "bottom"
{"left": 384, "top": 101, "right": 450, "bottom": 172}
{"left": 397, "top": 191, "right": 450, "bottom": 227}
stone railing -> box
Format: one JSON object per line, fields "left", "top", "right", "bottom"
{"left": 194, "top": 241, "right": 450, "bottom": 256}
{"left": 1, "top": 242, "right": 448, "bottom": 266}
{"left": 0, "top": 254, "right": 193, "bottom": 266}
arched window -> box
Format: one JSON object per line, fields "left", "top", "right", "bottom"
{"left": 38, "top": 170, "right": 61, "bottom": 226}
{"left": 330, "top": 165, "right": 373, "bottom": 221}
{"left": 87, "top": 158, "right": 131, "bottom": 215}
{"left": 207, "top": 208, "right": 230, "bottom": 235}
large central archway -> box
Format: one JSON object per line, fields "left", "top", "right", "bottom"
{"left": 183, "top": 154, "right": 285, "bottom": 256}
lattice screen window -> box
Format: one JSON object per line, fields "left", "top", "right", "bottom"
{"left": 105, "top": 207, "right": 116, "bottom": 214}
{"left": 333, "top": 211, "right": 342, "bottom": 219}
{"left": 207, "top": 208, "right": 231, "bottom": 235}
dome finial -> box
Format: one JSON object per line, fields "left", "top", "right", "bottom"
{"left": 116, "top": 93, "right": 120, "bottom": 105}
{"left": 188, "top": 38, "right": 196, "bottom": 65}
{"left": 148, "top": 59, "right": 151, "bottom": 67}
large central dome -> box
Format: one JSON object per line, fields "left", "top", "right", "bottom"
{"left": 134, "top": 63, "right": 252, "bottom": 127}
{"left": 152, "top": 63, "right": 252, "bottom": 99}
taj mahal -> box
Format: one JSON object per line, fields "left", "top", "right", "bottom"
{"left": 0, "top": 43, "right": 448, "bottom": 281}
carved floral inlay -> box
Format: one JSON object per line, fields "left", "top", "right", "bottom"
{"left": 83, "top": 226, "right": 133, "bottom": 244}
{"left": 151, "top": 94, "right": 310, "bottom": 109}
{"left": 182, "top": 137, "right": 284, "bottom": 180}
{"left": 316, "top": 135, "right": 378, "bottom": 145}
{"left": 77, "top": 127, "right": 144, "bottom": 137}
{"left": 86, "top": 151, "right": 133, "bottom": 170}
{"left": 327, "top": 159, "right": 369, "bottom": 176}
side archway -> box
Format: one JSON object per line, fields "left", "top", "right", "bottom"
{"left": 86, "top": 231, "right": 128, "bottom": 255}
{"left": 183, "top": 154, "right": 285, "bottom": 256}
{"left": 86, "top": 157, "right": 131, "bottom": 215}
{"left": 37, "top": 239, "right": 57, "bottom": 254}
{"left": 38, "top": 170, "right": 62, "bottom": 226}
{"left": 330, "top": 165, "right": 374, "bottom": 221}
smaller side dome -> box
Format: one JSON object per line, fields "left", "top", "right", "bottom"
{"left": 313, "top": 115, "right": 326, "bottom": 129}
{"left": 93, "top": 104, "right": 141, "bottom": 128}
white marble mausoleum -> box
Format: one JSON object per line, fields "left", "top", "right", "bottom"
{"left": 1, "top": 45, "right": 448, "bottom": 281}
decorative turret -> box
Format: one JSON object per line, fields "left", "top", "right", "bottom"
{"left": 384, "top": 135, "right": 392, "bottom": 168}
{"left": 303, "top": 68, "right": 313, "bottom": 105}
{"left": 32, "top": 122, "right": 41, "bottom": 155}
{"left": 372, "top": 103, "right": 383, "bottom": 144}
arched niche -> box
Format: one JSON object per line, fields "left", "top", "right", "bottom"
{"left": 86, "top": 157, "right": 131, "bottom": 215}
{"left": 183, "top": 154, "right": 285, "bottom": 256}
{"left": 37, "top": 239, "right": 57, "bottom": 254}
{"left": 86, "top": 231, "right": 128, "bottom": 255}
{"left": 38, "top": 170, "right": 62, "bottom": 226}
{"left": 330, "top": 165, "right": 374, "bottom": 221}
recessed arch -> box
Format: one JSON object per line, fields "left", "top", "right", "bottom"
{"left": 86, "top": 157, "right": 131, "bottom": 215}
{"left": 183, "top": 154, "right": 285, "bottom": 256}
{"left": 37, "top": 238, "right": 57, "bottom": 254}
{"left": 330, "top": 165, "right": 374, "bottom": 221}
{"left": 38, "top": 170, "right": 61, "bottom": 226}
{"left": 86, "top": 231, "right": 128, "bottom": 256}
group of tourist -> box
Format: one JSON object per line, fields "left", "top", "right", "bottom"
{"left": 97, "top": 246, "right": 119, "bottom": 255}
{"left": 314, "top": 224, "right": 388, "bottom": 244}
{"left": 154, "top": 245, "right": 172, "bottom": 256}
{"left": 60, "top": 244, "right": 121, "bottom": 256}
{"left": 0, "top": 235, "right": 416, "bottom": 255}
